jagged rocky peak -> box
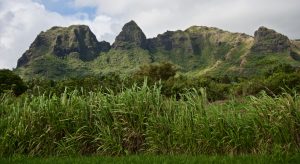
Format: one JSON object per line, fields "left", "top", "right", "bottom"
{"left": 17, "top": 25, "right": 111, "bottom": 67}
{"left": 251, "top": 26, "right": 290, "bottom": 53}
{"left": 112, "top": 20, "right": 147, "bottom": 50}
{"left": 52, "top": 25, "right": 111, "bottom": 60}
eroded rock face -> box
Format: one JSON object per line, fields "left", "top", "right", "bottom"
{"left": 17, "top": 25, "right": 111, "bottom": 67}
{"left": 251, "top": 26, "right": 290, "bottom": 53}
{"left": 112, "top": 20, "right": 147, "bottom": 50}
{"left": 147, "top": 30, "right": 194, "bottom": 54}
{"left": 17, "top": 52, "right": 30, "bottom": 68}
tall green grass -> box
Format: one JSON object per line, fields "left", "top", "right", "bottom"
{"left": 0, "top": 82, "right": 300, "bottom": 157}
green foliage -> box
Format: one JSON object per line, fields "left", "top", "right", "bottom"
{"left": 135, "top": 62, "right": 177, "bottom": 81}
{"left": 0, "top": 69, "right": 27, "bottom": 95}
{"left": 265, "top": 63, "right": 298, "bottom": 75}
{"left": 234, "top": 64, "right": 300, "bottom": 96}
{"left": 1, "top": 85, "right": 300, "bottom": 156}
{"left": 3, "top": 63, "right": 300, "bottom": 156}
{"left": 25, "top": 73, "right": 126, "bottom": 96}
{"left": 90, "top": 48, "right": 152, "bottom": 75}
{"left": 20, "top": 61, "right": 300, "bottom": 101}
{"left": 160, "top": 75, "right": 233, "bottom": 101}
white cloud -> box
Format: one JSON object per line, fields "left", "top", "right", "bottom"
{"left": 0, "top": 0, "right": 66, "bottom": 69}
{"left": 74, "top": 0, "right": 300, "bottom": 38}
{"left": 1, "top": 0, "right": 300, "bottom": 69}
{"left": 0, "top": 0, "right": 116, "bottom": 69}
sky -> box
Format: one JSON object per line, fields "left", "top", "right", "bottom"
{"left": 0, "top": 0, "right": 300, "bottom": 69}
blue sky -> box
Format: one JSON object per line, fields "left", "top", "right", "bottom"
{"left": 1, "top": 0, "right": 300, "bottom": 69}
{"left": 33, "top": 0, "right": 96, "bottom": 19}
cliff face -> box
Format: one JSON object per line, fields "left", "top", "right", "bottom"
{"left": 251, "top": 26, "right": 290, "bottom": 53}
{"left": 112, "top": 20, "right": 147, "bottom": 50}
{"left": 15, "top": 21, "right": 300, "bottom": 79}
{"left": 17, "top": 25, "right": 111, "bottom": 67}
{"left": 148, "top": 30, "right": 194, "bottom": 54}
{"left": 146, "top": 26, "right": 254, "bottom": 71}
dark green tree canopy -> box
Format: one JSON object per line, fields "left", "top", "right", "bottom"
{"left": 0, "top": 69, "right": 27, "bottom": 95}
{"left": 135, "top": 62, "right": 177, "bottom": 81}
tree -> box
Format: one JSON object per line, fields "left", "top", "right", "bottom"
{"left": 0, "top": 69, "right": 27, "bottom": 95}
{"left": 135, "top": 62, "right": 177, "bottom": 81}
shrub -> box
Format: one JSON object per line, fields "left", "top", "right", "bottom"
{"left": 134, "top": 62, "right": 177, "bottom": 81}
{"left": 0, "top": 69, "right": 27, "bottom": 95}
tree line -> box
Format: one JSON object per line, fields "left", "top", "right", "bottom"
{"left": 1, "top": 62, "right": 300, "bottom": 101}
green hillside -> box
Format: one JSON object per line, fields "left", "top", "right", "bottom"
{"left": 14, "top": 20, "right": 300, "bottom": 80}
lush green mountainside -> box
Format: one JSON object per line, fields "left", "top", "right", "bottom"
{"left": 149, "top": 26, "right": 254, "bottom": 75}
{"left": 15, "top": 20, "right": 300, "bottom": 80}
{"left": 15, "top": 49, "right": 152, "bottom": 80}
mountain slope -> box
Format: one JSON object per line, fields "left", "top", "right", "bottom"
{"left": 15, "top": 21, "right": 300, "bottom": 80}
{"left": 148, "top": 26, "right": 254, "bottom": 73}
{"left": 17, "top": 25, "right": 110, "bottom": 67}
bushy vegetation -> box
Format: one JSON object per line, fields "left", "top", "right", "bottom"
{"left": 134, "top": 62, "right": 177, "bottom": 81}
{"left": 1, "top": 63, "right": 300, "bottom": 157}
{"left": 0, "top": 83, "right": 300, "bottom": 156}
{"left": 18, "top": 63, "right": 300, "bottom": 102}
{"left": 0, "top": 69, "right": 27, "bottom": 96}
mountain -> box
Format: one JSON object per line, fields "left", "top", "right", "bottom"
{"left": 251, "top": 26, "right": 290, "bottom": 53}
{"left": 15, "top": 20, "right": 300, "bottom": 80}
{"left": 112, "top": 20, "right": 148, "bottom": 50}
{"left": 17, "top": 25, "right": 110, "bottom": 68}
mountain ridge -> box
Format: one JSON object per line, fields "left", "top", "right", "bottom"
{"left": 15, "top": 20, "right": 300, "bottom": 80}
